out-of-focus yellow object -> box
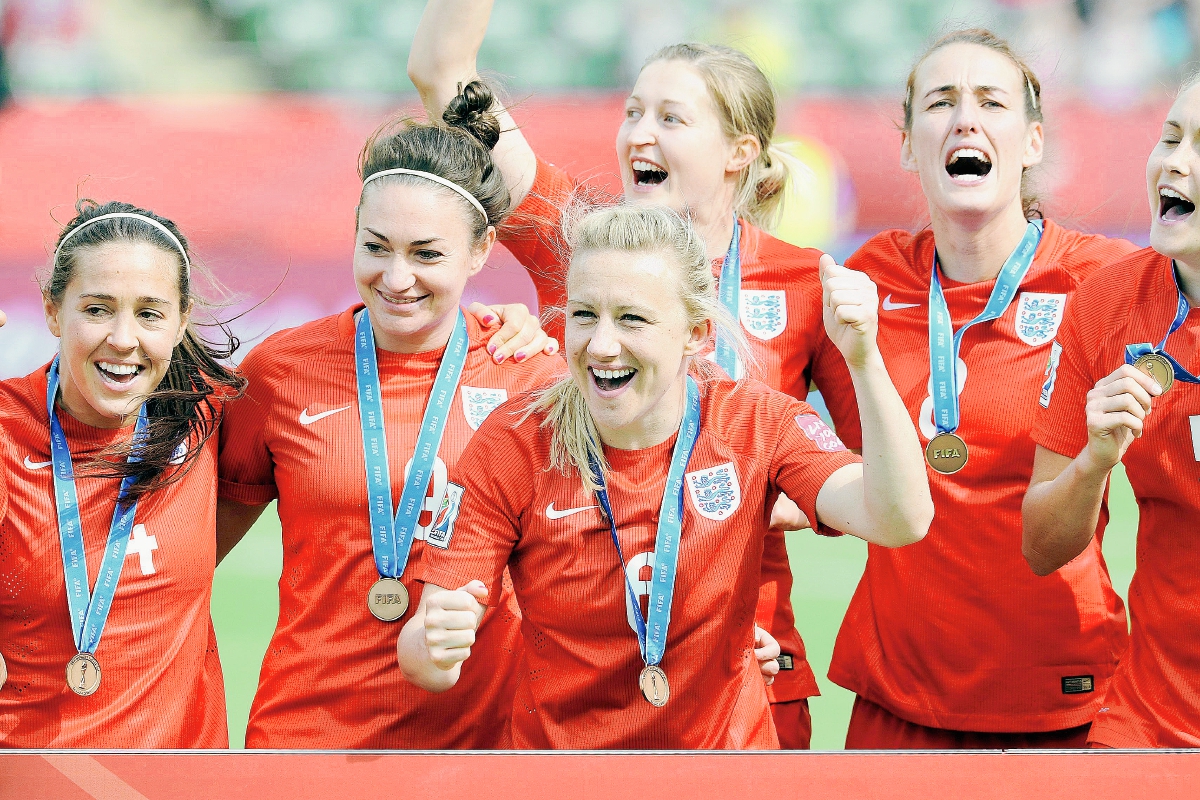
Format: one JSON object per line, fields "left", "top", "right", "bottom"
{"left": 772, "top": 136, "right": 857, "bottom": 252}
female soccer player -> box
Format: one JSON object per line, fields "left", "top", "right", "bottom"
{"left": 397, "top": 204, "right": 933, "bottom": 749}
{"left": 811, "top": 30, "right": 1138, "bottom": 748}
{"left": 215, "top": 83, "right": 563, "bottom": 749}
{"left": 407, "top": 0, "right": 842, "bottom": 746}
{"left": 0, "top": 200, "right": 244, "bottom": 747}
{"left": 1024, "top": 75, "right": 1200, "bottom": 748}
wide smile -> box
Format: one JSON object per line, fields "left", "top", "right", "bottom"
{"left": 93, "top": 360, "right": 145, "bottom": 389}
{"left": 376, "top": 287, "right": 429, "bottom": 309}
{"left": 1159, "top": 185, "right": 1196, "bottom": 224}
{"left": 588, "top": 365, "right": 637, "bottom": 397}
{"left": 945, "top": 146, "right": 993, "bottom": 186}
{"left": 630, "top": 158, "right": 668, "bottom": 190}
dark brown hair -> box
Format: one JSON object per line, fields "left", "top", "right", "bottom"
{"left": 357, "top": 80, "right": 510, "bottom": 243}
{"left": 903, "top": 29, "right": 1044, "bottom": 218}
{"left": 45, "top": 199, "right": 246, "bottom": 499}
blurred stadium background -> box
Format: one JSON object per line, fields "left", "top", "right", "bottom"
{"left": 0, "top": 0, "right": 1172, "bottom": 747}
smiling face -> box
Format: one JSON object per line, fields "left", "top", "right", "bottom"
{"left": 354, "top": 179, "right": 494, "bottom": 353}
{"left": 901, "top": 42, "right": 1043, "bottom": 226}
{"left": 565, "top": 248, "right": 708, "bottom": 449}
{"left": 616, "top": 59, "right": 757, "bottom": 217}
{"left": 1147, "top": 83, "right": 1200, "bottom": 269}
{"left": 44, "top": 240, "right": 189, "bottom": 429}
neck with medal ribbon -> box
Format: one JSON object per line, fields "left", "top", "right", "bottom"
{"left": 926, "top": 220, "right": 1042, "bottom": 474}
{"left": 587, "top": 376, "right": 700, "bottom": 707}
{"left": 355, "top": 308, "right": 469, "bottom": 621}
{"left": 715, "top": 216, "right": 741, "bottom": 378}
{"left": 1125, "top": 261, "right": 1200, "bottom": 394}
{"left": 47, "top": 357, "right": 148, "bottom": 697}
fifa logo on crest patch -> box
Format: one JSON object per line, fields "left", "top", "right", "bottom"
{"left": 685, "top": 463, "right": 741, "bottom": 520}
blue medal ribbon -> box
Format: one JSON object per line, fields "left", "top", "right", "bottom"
{"left": 46, "top": 357, "right": 146, "bottom": 655}
{"left": 715, "top": 218, "right": 742, "bottom": 377}
{"left": 1123, "top": 261, "right": 1200, "bottom": 385}
{"left": 355, "top": 309, "right": 469, "bottom": 578}
{"left": 928, "top": 220, "right": 1043, "bottom": 434}
{"left": 588, "top": 376, "right": 700, "bottom": 668}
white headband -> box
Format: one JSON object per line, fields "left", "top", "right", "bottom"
{"left": 53, "top": 212, "right": 191, "bottom": 276}
{"left": 362, "top": 168, "right": 488, "bottom": 223}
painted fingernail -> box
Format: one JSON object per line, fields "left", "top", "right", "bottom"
{"left": 487, "top": 343, "right": 497, "bottom": 355}
{"left": 482, "top": 315, "right": 496, "bottom": 325}
{"left": 495, "top": 353, "right": 506, "bottom": 363}
{"left": 515, "top": 352, "right": 527, "bottom": 362}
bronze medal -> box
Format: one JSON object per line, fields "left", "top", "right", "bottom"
{"left": 1134, "top": 353, "right": 1175, "bottom": 393}
{"left": 639, "top": 665, "right": 670, "bottom": 707}
{"left": 367, "top": 577, "right": 409, "bottom": 622}
{"left": 66, "top": 653, "right": 101, "bottom": 697}
{"left": 925, "top": 432, "right": 968, "bottom": 475}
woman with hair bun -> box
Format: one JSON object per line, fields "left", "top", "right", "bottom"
{"left": 398, "top": 204, "right": 932, "bottom": 749}
{"left": 407, "top": 0, "right": 842, "bottom": 747}
{"left": 216, "top": 81, "right": 563, "bottom": 749}
{"left": 812, "top": 29, "right": 1138, "bottom": 748}
{"left": 0, "top": 200, "right": 244, "bottom": 747}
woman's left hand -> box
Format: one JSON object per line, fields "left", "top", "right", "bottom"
{"left": 467, "top": 302, "right": 559, "bottom": 364}
{"left": 820, "top": 254, "right": 880, "bottom": 369}
{"left": 754, "top": 625, "right": 781, "bottom": 686}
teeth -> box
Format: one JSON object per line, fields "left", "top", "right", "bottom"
{"left": 1162, "top": 187, "right": 1188, "bottom": 201}
{"left": 950, "top": 147, "right": 990, "bottom": 163}
{"left": 593, "top": 368, "right": 634, "bottom": 380}
{"left": 98, "top": 362, "right": 139, "bottom": 375}
{"left": 631, "top": 160, "right": 664, "bottom": 172}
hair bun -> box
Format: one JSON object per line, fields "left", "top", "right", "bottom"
{"left": 443, "top": 80, "right": 502, "bottom": 151}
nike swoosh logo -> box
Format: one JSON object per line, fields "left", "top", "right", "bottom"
{"left": 882, "top": 294, "right": 920, "bottom": 311}
{"left": 298, "top": 404, "right": 353, "bottom": 425}
{"left": 545, "top": 502, "right": 598, "bottom": 520}
{"left": 24, "top": 456, "right": 52, "bottom": 470}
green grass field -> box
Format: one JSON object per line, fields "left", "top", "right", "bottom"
{"left": 211, "top": 466, "right": 1140, "bottom": 750}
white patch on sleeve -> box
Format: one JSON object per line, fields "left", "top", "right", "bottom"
{"left": 425, "top": 482, "right": 463, "bottom": 549}
{"left": 1040, "top": 340, "right": 1064, "bottom": 409}
{"left": 794, "top": 414, "right": 847, "bottom": 452}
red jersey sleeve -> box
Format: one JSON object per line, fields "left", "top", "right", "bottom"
{"left": 0, "top": 424, "right": 9, "bottom": 524}
{"left": 418, "top": 399, "right": 537, "bottom": 606}
{"left": 771, "top": 399, "right": 862, "bottom": 530}
{"left": 218, "top": 337, "right": 288, "bottom": 505}
{"left": 809, "top": 333, "right": 862, "bottom": 449}
{"left": 1031, "top": 292, "right": 1097, "bottom": 458}
{"left": 498, "top": 159, "right": 577, "bottom": 341}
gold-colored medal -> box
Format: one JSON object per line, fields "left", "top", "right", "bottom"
{"left": 1133, "top": 353, "right": 1175, "bottom": 393}
{"left": 925, "top": 432, "right": 968, "bottom": 475}
{"left": 66, "top": 653, "right": 101, "bottom": 697}
{"left": 367, "top": 577, "right": 410, "bottom": 622}
{"left": 639, "top": 665, "right": 670, "bottom": 707}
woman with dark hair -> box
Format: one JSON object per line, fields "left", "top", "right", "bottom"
{"left": 0, "top": 200, "right": 244, "bottom": 747}
{"left": 216, "top": 82, "right": 562, "bottom": 749}
{"left": 812, "top": 30, "right": 1138, "bottom": 748}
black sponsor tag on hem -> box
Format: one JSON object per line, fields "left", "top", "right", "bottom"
{"left": 1061, "top": 675, "right": 1095, "bottom": 694}
{"left": 777, "top": 654, "right": 795, "bottom": 671}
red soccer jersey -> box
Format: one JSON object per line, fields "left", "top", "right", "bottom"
{"left": 816, "top": 221, "right": 1136, "bottom": 732}
{"left": 0, "top": 365, "right": 228, "bottom": 748}
{"left": 418, "top": 377, "right": 860, "bottom": 749}
{"left": 1034, "top": 247, "right": 1200, "bottom": 748}
{"left": 501, "top": 157, "right": 839, "bottom": 704}
{"left": 218, "top": 307, "right": 562, "bottom": 749}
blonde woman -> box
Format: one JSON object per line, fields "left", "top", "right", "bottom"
{"left": 407, "top": 0, "right": 843, "bottom": 746}
{"left": 397, "top": 205, "right": 932, "bottom": 749}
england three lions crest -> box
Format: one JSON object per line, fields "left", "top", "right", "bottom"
{"left": 1015, "top": 293, "right": 1066, "bottom": 346}
{"left": 685, "top": 462, "right": 742, "bottom": 521}
{"left": 461, "top": 386, "right": 508, "bottom": 430}
{"left": 740, "top": 291, "right": 787, "bottom": 340}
